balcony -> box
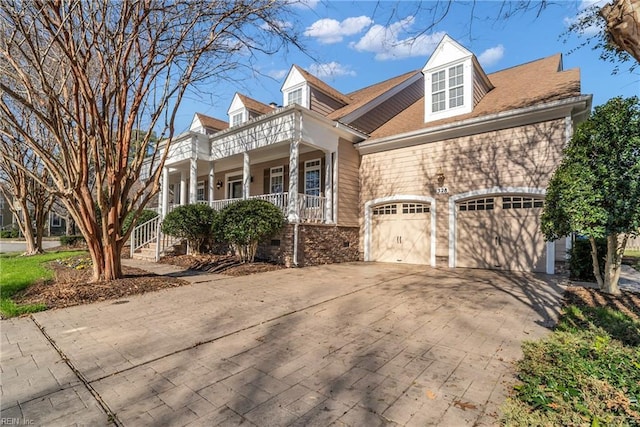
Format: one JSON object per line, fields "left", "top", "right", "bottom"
{"left": 199, "top": 192, "right": 326, "bottom": 223}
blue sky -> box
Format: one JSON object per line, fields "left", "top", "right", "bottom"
{"left": 174, "top": 0, "right": 639, "bottom": 133}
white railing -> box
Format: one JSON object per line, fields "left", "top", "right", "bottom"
{"left": 297, "top": 194, "right": 325, "bottom": 223}
{"left": 130, "top": 215, "right": 160, "bottom": 258}
{"left": 249, "top": 192, "right": 288, "bottom": 213}
{"left": 210, "top": 199, "right": 238, "bottom": 211}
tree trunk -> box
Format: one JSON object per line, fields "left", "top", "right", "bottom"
{"left": 588, "top": 237, "right": 605, "bottom": 289}
{"left": 602, "top": 234, "right": 627, "bottom": 295}
{"left": 601, "top": 0, "right": 640, "bottom": 63}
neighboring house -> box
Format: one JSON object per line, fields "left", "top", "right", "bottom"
{"left": 138, "top": 35, "right": 592, "bottom": 273}
{"left": 0, "top": 194, "right": 14, "bottom": 229}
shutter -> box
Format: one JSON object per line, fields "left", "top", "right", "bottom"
{"left": 263, "top": 168, "right": 270, "bottom": 194}
{"left": 284, "top": 165, "right": 289, "bottom": 193}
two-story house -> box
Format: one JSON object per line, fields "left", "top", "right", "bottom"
{"left": 136, "top": 35, "right": 591, "bottom": 273}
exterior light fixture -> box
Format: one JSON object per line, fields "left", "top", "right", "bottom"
{"left": 436, "top": 169, "right": 445, "bottom": 186}
{"left": 216, "top": 180, "right": 223, "bottom": 189}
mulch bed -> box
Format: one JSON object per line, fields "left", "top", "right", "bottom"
{"left": 563, "top": 285, "right": 640, "bottom": 320}
{"left": 13, "top": 256, "right": 189, "bottom": 310}
{"left": 159, "top": 254, "right": 284, "bottom": 276}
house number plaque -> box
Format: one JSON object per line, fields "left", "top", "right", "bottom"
{"left": 436, "top": 187, "right": 449, "bottom": 194}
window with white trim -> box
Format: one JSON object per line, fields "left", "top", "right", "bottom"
{"left": 51, "top": 213, "right": 62, "bottom": 227}
{"left": 431, "top": 64, "right": 464, "bottom": 113}
{"left": 502, "top": 196, "right": 544, "bottom": 209}
{"left": 458, "top": 198, "right": 495, "bottom": 212}
{"left": 287, "top": 88, "right": 303, "bottom": 106}
{"left": 231, "top": 112, "right": 244, "bottom": 127}
{"left": 270, "top": 166, "right": 284, "bottom": 193}
{"left": 372, "top": 204, "right": 397, "bottom": 215}
{"left": 304, "top": 159, "right": 321, "bottom": 197}
{"left": 402, "top": 203, "right": 429, "bottom": 214}
{"left": 197, "top": 180, "right": 205, "bottom": 201}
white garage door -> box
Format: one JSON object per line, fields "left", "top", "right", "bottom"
{"left": 456, "top": 196, "right": 547, "bottom": 272}
{"left": 371, "top": 202, "right": 430, "bottom": 264}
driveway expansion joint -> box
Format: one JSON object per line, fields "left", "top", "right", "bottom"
{"left": 30, "top": 315, "right": 122, "bottom": 427}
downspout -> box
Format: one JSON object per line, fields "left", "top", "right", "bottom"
{"left": 293, "top": 222, "right": 299, "bottom": 267}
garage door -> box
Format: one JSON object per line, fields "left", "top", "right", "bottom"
{"left": 371, "top": 202, "right": 430, "bottom": 264}
{"left": 456, "top": 195, "right": 546, "bottom": 272}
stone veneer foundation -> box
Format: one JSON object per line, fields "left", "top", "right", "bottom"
{"left": 257, "top": 223, "right": 360, "bottom": 267}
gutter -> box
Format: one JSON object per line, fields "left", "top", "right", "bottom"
{"left": 356, "top": 95, "right": 592, "bottom": 154}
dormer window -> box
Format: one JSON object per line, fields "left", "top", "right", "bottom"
{"left": 287, "top": 88, "right": 303, "bottom": 106}
{"left": 431, "top": 64, "right": 464, "bottom": 113}
{"left": 230, "top": 111, "right": 244, "bottom": 127}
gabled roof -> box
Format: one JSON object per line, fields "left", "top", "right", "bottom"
{"left": 237, "top": 93, "right": 273, "bottom": 115}
{"left": 195, "top": 113, "right": 228, "bottom": 131}
{"left": 370, "top": 54, "right": 581, "bottom": 139}
{"left": 292, "top": 65, "right": 351, "bottom": 105}
{"left": 328, "top": 70, "right": 420, "bottom": 121}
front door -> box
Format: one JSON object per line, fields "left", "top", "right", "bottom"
{"left": 227, "top": 175, "right": 243, "bottom": 199}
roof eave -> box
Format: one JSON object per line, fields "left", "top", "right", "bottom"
{"left": 356, "top": 95, "right": 592, "bottom": 155}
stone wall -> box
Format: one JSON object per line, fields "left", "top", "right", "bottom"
{"left": 257, "top": 223, "right": 360, "bottom": 267}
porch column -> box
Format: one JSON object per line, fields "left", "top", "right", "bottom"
{"left": 189, "top": 156, "right": 197, "bottom": 204}
{"left": 208, "top": 161, "right": 215, "bottom": 204}
{"left": 324, "top": 151, "right": 334, "bottom": 224}
{"left": 287, "top": 139, "right": 300, "bottom": 222}
{"left": 242, "top": 151, "right": 250, "bottom": 199}
{"left": 161, "top": 166, "right": 169, "bottom": 218}
{"left": 180, "top": 171, "right": 187, "bottom": 206}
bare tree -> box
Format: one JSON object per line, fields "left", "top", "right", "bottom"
{"left": 0, "top": 1, "right": 300, "bottom": 281}
{"left": 0, "top": 115, "right": 56, "bottom": 255}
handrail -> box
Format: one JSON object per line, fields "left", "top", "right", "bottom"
{"left": 130, "top": 215, "right": 160, "bottom": 257}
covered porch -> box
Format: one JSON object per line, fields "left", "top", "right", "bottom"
{"left": 157, "top": 106, "right": 365, "bottom": 224}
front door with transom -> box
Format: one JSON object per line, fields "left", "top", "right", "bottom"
{"left": 227, "top": 175, "right": 243, "bottom": 199}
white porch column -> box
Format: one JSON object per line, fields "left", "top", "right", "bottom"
{"left": 287, "top": 139, "right": 300, "bottom": 222}
{"left": 243, "top": 151, "right": 250, "bottom": 199}
{"left": 179, "top": 171, "right": 187, "bottom": 206}
{"left": 161, "top": 167, "right": 169, "bottom": 218}
{"left": 324, "top": 151, "right": 334, "bottom": 224}
{"left": 208, "top": 161, "right": 215, "bottom": 204}
{"left": 189, "top": 157, "right": 197, "bottom": 204}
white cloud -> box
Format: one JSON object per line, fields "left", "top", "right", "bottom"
{"left": 478, "top": 45, "right": 504, "bottom": 67}
{"left": 308, "top": 62, "right": 356, "bottom": 78}
{"left": 261, "top": 20, "right": 292, "bottom": 31}
{"left": 288, "top": 0, "right": 319, "bottom": 9}
{"left": 350, "top": 16, "right": 445, "bottom": 61}
{"left": 268, "top": 69, "right": 289, "bottom": 80}
{"left": 304, "top": 16, "right": 373, "bottom": 44}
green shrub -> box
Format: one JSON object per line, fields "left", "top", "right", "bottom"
{"left": 60, "top": 234, "right": 85, "bottom": 246}
{"left": 569, "top": 237, "right": 606, "bottom": 281}
{"left": 0, "top": 227, "right": 19, "bottom": 238}
{"left": 216, "top": 199, "right": 284, "bottom": 262}
{"left": 161, "top": 204, "right": 217, "bottom": 254}
{"left": 122, "top": 209, "right": 158, "bottom": 235}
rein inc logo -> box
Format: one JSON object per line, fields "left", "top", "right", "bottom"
{"left": 0, "top": 419, "right": 34, "bottom": 425}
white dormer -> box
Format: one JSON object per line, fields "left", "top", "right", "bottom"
{"left": 423, "top": 35, "right": 490, "bottom": 123}
{"left": 281, "top": 66, "right": 310, "bottom": 108}
{"left": 227, "top": 93, "right": 248, "bottom": 126}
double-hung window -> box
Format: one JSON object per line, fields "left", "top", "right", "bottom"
{"left": 231, "top": 112, "right": 244, "bottom": 127}
{"left": 270, "top": 166, "right": 284, "bottom": 193}
{"left": 197, "top": 180, "right": 205, "bottom": 201}
{"left": 431, "top": 64, "right": 464, "bottom": 113}
{"left": 287, "top": 88, "right": 303, "bottom": 106}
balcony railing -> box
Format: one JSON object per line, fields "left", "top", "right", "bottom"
{"left": 203, "top": 192, "right": 324, "bottom": 223}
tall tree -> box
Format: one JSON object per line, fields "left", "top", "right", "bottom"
{"left": 0, "top": 1, "right": 299, "bottom": 281}
{"left": 0, "top": 113, "right": 56, "bottom": 255}
{"left": 541, "top": 96, "right": 640, "bottom": 295}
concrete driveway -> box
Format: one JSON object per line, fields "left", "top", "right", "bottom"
{"left": 0, "top": 239, "right": 61, "bottom": 253}
{"left": 1, "top": 262, "right": 564, "bottom": 426}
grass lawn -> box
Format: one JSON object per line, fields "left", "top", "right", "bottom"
{"left": 624, "top": 249, "right": 640, "bottom": 271}
{"left": 502, "top": 290, "right": 640, "bottom": 426}
{"left": 0, "top": 250, "right": 86, "bottom": 318}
